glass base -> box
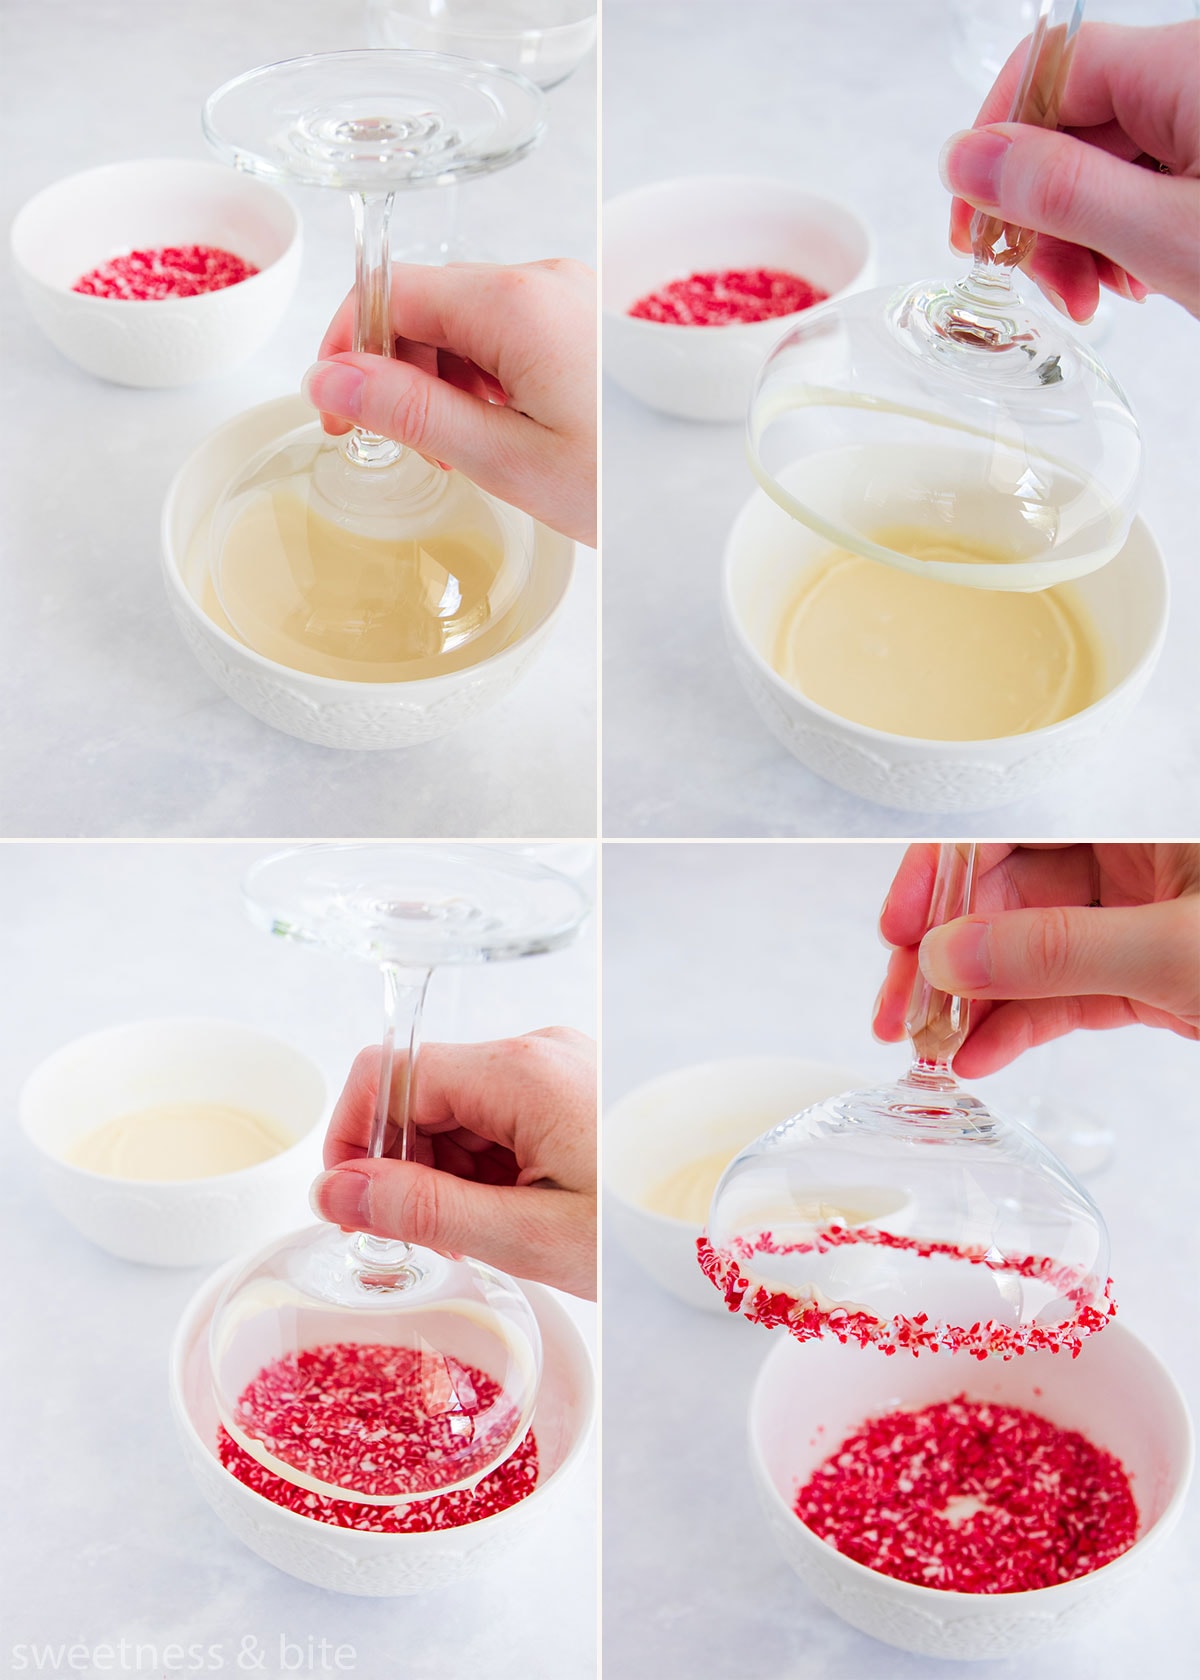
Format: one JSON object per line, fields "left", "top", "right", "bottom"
{"left": 242, "top": 842, "right": 590, "bottom": 967}
{"left": 203, "top": 51, "right": 545, "bottom": 193}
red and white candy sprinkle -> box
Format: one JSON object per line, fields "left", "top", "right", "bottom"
{"left": 229, "top": 1340, "right": 524, "bottom": 1499}
{"left": 628, "top": 267, "right": 827, "bottom": 326}
{"left": 795, "top": 1395, "right": 1137, "bottom": 1592}
{"left": 72, "top": 245, "right": 258, "bottom": 300}
{"left": 697, "top": 1227, "right": 1116, "bottom": 1360}
{"left": 219, "top": 1424, "right": 538, "bottom": 1534}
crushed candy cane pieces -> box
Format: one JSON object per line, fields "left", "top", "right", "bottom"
{"left": 227, "top": 1340, "right": 524, "bottom": 1499}
{"left": 219, "top": 1424, "right": 538, "bottom": 1533}
{"left": 628, "top": 266, "right": 827, "bottom": 326}
{"left": 72, "top": 245, "right": 258, "bottom": 300}
{"left": 794, "top": 1395, "right": 1137, "bottom": 1592}
{"left": 697, "top": 1227, "right": 1116, "bottom": 1360}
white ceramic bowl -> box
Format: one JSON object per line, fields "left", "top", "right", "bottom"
{"left": 19, "top": 1018, "right": 326, "bottom": 1267}
{"left": 170, "top": 1261, "right": 595, "bottom": 1595}
{"left": 605, "top": 1057, "right": 868, "bottom": 1311}
{"left": 162, "top": 395, "right": 576, "bottom": 750}
{"left": 603, "top": 176, "right": 876, "bottom": 422}
{"left": 722, "top": 470, "right": 1169, "bottom": 813}
{"left": 10, "top": 159, "right": 301, "bottom": 388}
{"left": 749, "top": 1320, "right": 1192, "bottom": 1660}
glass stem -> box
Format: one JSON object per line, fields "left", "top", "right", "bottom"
{"left": 354, "top": 961, "right": 433, "bottom": 1279}
{"left": 970, "top": 0, "right": 1082, "bottom": 270}
{"left": 370, "top": 961, "right": 433, "bottom": 1167}
{"left": 345, "top": 190, "right": 402, "bottom": 469}
{"left": 959, "top": 259, "right": 1019, "bottom": 303}
{"left": 930, "top": 255, "right": 1026, "bottom": 353}
{"left": 904, "top": 843, "right": 978, "bottom": 1076}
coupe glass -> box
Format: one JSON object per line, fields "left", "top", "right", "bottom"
{"left": 701, "top": 842, "right": 1115, "bottom": 1359}
{"left": 367, "top": 1, "right": 598, "bottom": 92}
{"left": 201, "top": 52, "right": 545, "bottom": 681}
{"left": 748, "top": 0, "right": 1141, "bottom": 592}
{"left": 209, "top": 843, "right": 589, "bottom": 1503}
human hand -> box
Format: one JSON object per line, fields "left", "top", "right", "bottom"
{"left": 310, "top": 1028, "right": 596, "bottom": 1299}
{"left": 873, "top": 843, "right": 1200, "bottom": 1077}
{"left": 939, "top": 21, "right": 1200, "bottom": 319}
{"left": 300, "top": 259, "right": 597, "bottom": 544}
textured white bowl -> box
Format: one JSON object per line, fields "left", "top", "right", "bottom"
{"left": 170, "top": 1261, "right": 595, "bottom": 1595}
{"left": 722, "top": 467, "right": 1169, "bottom": 813}
{"left": 603, "top": 176, "right": 876, "bottom": 421}
{"left": 162, "top": 395, "right": 576, "bottom": 749}
{"left": 605, "top": 1057, "right": 869, "bottom": 1311}
{"left": 749, "top": 1321, "right": 1192, "bottom": 1660}
{"left": 10, "top": 159, "right": 301, "bottom": 387}
{"left": 19, "top": 1018, "right": 326, "bottom": 1267}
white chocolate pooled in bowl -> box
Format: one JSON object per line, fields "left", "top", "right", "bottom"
{"left": 68, "top": 1102, "right": 294, "bottom": 1181}
{"left": 773, "top": 537, "right": 1104, "bottom": 740}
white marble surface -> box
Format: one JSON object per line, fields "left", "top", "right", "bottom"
{"left": 601, "top": 0, "right": 1200, "bottom": 838}
{"left": 0, "top": 842, "right": 597, "bottom": 1677}
{"left": 602, "top": 841, "right": 1199, "bottom": 1679}
{"left": 0, "top": 0, "right": 596, "bottom": 838}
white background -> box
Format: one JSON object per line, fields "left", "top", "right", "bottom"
{"left": 603, "top": 840, "right": 1199, "bottom": 1679}
{"left": 602, "top": 0, "right": 1200, "bottom": 838}
{"left": 0, "top": 0, "right": 596, "bottom": 838}
{"left": 0, "top": 841, "right": 597, "bottom": 1679}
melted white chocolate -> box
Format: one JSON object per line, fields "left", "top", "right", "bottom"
{"left": 643, "top": 1150, "right": 737, "bottom": 1224}
{"left": 772, "top": 531, "right": 1103, "bottom": 741}
{"left": 68, "top": 1102, "right": 294, "bottom": 1181}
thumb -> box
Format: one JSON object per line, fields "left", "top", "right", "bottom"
{"left": 939, "top": 124, "right": 1200, "bottom": 314}
{"left": 301, "top": 353, "right": 542, "bottom": 496}
{"left": 310, "top": 1157, "right": 579, "bottom": 1291}
{"left": 918, "top": 900, "right": 1199, "bottom": 1016}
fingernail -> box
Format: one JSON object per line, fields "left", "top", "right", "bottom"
{"left": 1038, "top": 283, "right": 1069, "bottom": 318}
{"left": 1039, "top": 282, "right": 1094, "bottom": 324}
{"left": 876, "top": 899, "right": 894, "bottom": 950}
{"left": 301, "top": 360, "right": 366, "bottom": 422}
{"left": 938, "top": 128, "right": 1011, "bottom": 207}
{"left": 870, "top": 980, "right": 887, "bottom": 1027}
{"left": 310, "top": 1168, "right": 370, "bottom": 1228}
{"left": 1115, "top": 271, "right": 1148, "bottom": 303}
{"left": 919, "top": 919, "right": 992, "bottom": 992}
